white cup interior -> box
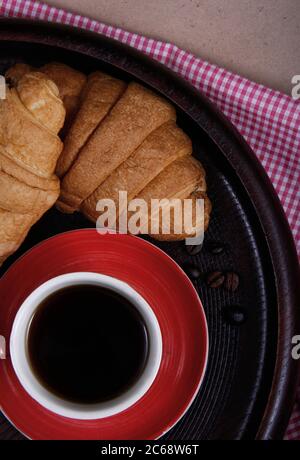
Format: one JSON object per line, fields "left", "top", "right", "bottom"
{"left": 10, "top": 272, "right": 162, "bottom": 420}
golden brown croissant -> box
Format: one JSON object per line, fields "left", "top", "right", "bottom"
{"left": 81, "top": 121, "right": 192, "bottom": 223}
{"left": 6, "top": 62, "right": 211, "bottom": 242}
{"left": 5, "top": 63, "right": 33, "bottom": 86}
{"left": 59, "top": 82, "right": 176, "bottom": 212}
{"left": 126, "top": 156, "right": 210, "bottom": 237}
{"left": 0, "top": 71, "right": 65, "bottom": 265}
{"left": 0, "top": 209, "right": 33, "bottom": 266}
{"left": 40, "top": 62, "right": 86, "bottom": 132}
{"left": 54, "top": 68, "right": 210, "bottom": 240}
{"left": 149, "top": 191, "right": 211, "bottom": 241}
{"left": 6, "top": 62, "right": 86, "bottom": 133}
{"left": 56, "top": 71, "right": 126, "bottom": 178}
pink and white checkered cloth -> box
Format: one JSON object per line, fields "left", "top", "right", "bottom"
{"left": 1, "top": 0, "right": 299, "bottom": 440}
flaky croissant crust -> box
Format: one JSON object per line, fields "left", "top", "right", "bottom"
{"left": 0, "top": 71, "right": 65, "bottom": 265}
{"left": 3, "top": 62, "right": 211, "bottom": 246}
{"left": 55, "top": 68, "right": 211, "bottom": 240}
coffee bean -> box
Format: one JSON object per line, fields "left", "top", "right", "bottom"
{"left": 224, "top": 306, "right": 246, "bottom": 325}
{"left": 206, "top": 271, "right": 225, "bottom": 288}
{"left": 183, "top": 263, "right": 201, "bottom": 279}
{"left": 224, "top": 272, "right": 239, "bottom": 291}
{"left": 207, "top": 242, "right": 224, "bottom": 255}
{"left": 185, "top": 243, "right": 203, "bottom": 256}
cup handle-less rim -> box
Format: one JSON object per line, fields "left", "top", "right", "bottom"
{"left": 9, "top": 272, "right": 163, "bottom": 420}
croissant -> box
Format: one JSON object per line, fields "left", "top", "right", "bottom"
{"left": 56, "top": 68, "right": 211, "bottom": 240}
{"left": 6, "top": 62, "right": 211, "bottom": 241}
{"left": 0, "top": 71, "right": 65, "bottom": 265}
{"left": 6, "top": 62, "right": 86, "bottom": 133}
{"left": 132, "top": 158, "right": 211, "bottom": 240}
{"left": 81, "top": 121, "right": 192, "bottom": 223}
{"left": 56, "top": 71, "right": 126, "bottom": 178}
{"left": 59, "top": 81, "right": 176, "bottom": 211}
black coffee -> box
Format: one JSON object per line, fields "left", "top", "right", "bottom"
{"left": 27, "top": 284, "right": 149, "bottom": 403}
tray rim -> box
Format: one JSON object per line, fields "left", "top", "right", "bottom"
{"left": 0, "top": 18, "right": 299, "bottom": 440}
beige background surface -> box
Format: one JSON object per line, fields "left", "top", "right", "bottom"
{"left": 48, "top": 0, "right": 300, "bottom": 95}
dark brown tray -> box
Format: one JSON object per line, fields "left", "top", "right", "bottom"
{"left": 0, "top": 19, "right": 299, "bottom": 440}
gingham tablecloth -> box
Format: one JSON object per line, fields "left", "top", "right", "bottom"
{"left": 1, "top": 0, "right": 300, "bottom": 440}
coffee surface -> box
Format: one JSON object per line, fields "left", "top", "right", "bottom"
{"left": 27, "top": 284, "right": 149, "bottom": 403}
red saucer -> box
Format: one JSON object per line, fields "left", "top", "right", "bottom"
{"left": 0, "top": 230, "right": 208, "bottom": 439}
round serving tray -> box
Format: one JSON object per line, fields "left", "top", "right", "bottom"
{"left": 0, "top": 19, "right": 299, "bottom": 440}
